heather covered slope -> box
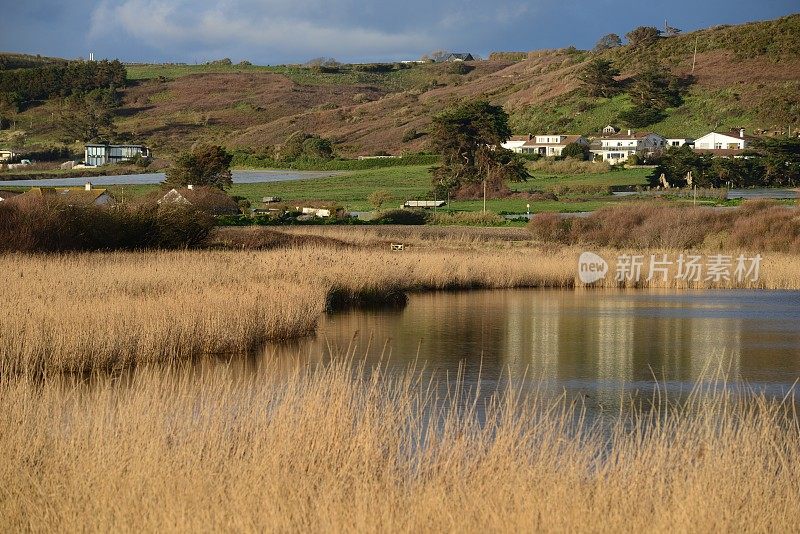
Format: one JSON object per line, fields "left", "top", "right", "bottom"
{"left": 2, "top": 14, "right": 798, "bottom": 158}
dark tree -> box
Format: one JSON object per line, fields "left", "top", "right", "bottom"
{"left": 561, "top": 142, "right": 590, "bottom": 160}
{"left": 756, "top": 137, "right": 800, "bottom": 186}
{"left": 301, "top": 136, "right": 334, "bottom": 160}
{"left": 164, "top": 145, "right": 233, "bottom": 190}
{"left": 57, "top": 88, "right": 119, "bottom": 143}
{"left": 618, "top": 105, "right": 666, "bottom": 128}
{"left": 628, "top": 63, "right": 682, "bottom": 109}
{"left": 279, "top": 132, "right": 335, "bottom": 161}
{"left": 428, "top": 100, "right": 528, "bottom": 196}
{"left": 593, "top": 34, "right": 623, "bottom": 52}
{"left": 626, "top": 26, "right": 662, "bottom": 47}
{"left": 579, "top": 59, "right": 620, "bottom": 98}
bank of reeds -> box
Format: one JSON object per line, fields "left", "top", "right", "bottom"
{"left": 529, "top": 201, "right": 800, "bottom": 252}
{"left": 0, "top": 196, "right": 213, "bottom": 251}
{"left": 0, "top": 247, "right": 574, "bottom": 375}
{"left": 1, "top": 360, "right": 798, "bottom": 532}
{"left": 2, "top": 244, "right": 800, "bottom": 376}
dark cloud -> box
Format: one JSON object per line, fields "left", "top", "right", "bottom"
{"left": 1, "top": 0, "right": 797, "bottom": 63}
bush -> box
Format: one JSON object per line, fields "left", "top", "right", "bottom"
{"left": 430, "top": 211, "right": 505, "bottom": 226}
{"left": 618, "top": 105, "right": 665, "bottom": 128}
{"left": 0, "top": 197, "right": 214, "bottom": 252}
{"left": 448, "top": 62, "right": 474, "bottom": 75}
{"left": 561, "top": 142, "right": 590, "bottom": 161}
{"left": 531, "top": 159, "right": 611, "bottom": 175}
{"left": 527, "top": 201, "right": 800, "bottom": 252}
{"left": 368, "top": 190, "right": 394, "bottom": 209}
{"left": 374, "top": 209, "right": 429, "bottom": 225}
{"left": 402, "top": 128, "right": 421, "bottom": 142}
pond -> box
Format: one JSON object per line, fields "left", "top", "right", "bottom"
{"left": 0, "top": 169, "right": 340, "bottom": 187}
{"left": 254, "top": 289, "right": 800, "bottom": 414}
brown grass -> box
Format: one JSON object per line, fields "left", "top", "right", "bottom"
{"left": 1, "top": 359, "right": 798, "bottom": 532}
{"left": 529, "top": 201, "right": 800, "bottom": 252}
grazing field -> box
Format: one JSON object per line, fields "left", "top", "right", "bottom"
{"left": 1, "top": 359, "right": 799, "bottom": 532}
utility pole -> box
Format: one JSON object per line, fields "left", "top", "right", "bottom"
{"left": 483, "top": 178, "right": 487, "bottom": 213}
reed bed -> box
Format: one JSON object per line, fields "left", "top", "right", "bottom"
{"left": 2, "top": 244, "right": 800, "bottom": 375}
{"left": 1, "top": 359, "right": 798, "bottom": 532}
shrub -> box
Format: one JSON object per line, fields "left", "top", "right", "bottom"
{"left": 430, "top": 211, "right": 505, "bottom": 226}
{"left": 527, "top": 201, "right": 800, "bottom": 252}
{"left": 561, "top": 142, "right": 590, "bottom": 161}
{"left": 0, "top": 197, "right": 214, "bottom": 252}
{"left": 368, "top": 190, "right": 394, "bottom": 209}
{"left": 374, "top": 209, "right": 429, "bottom": 225}
{"left": 402, "top": 128, "right": 421, "bottom": 142}
{"left": 531, "top": 159, "right": 611, "bottom": 175}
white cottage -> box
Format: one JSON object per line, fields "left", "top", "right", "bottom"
{"left": 694, "top": 129, "right": 751, "bottom": 151}
{"left": 591, "top": 130, "right": 666, "bottom": 163}
{"left": 501, "top": 135, "right": 534, "bottom": 153}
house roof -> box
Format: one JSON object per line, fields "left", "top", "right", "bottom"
{"left": 446, "top": 53, "right": 474, "bottom": 61}
{"left": 85, "top": 143, "right": 147, "bottom": 148}
{"left": 507, "top": 135, "right": 533, "bottom": 142}
{"left": 706, "top": 130, "right": 756, "bottom": 142}
{"left": 159, "top": 187, "right": 239, "bottom": 215}
{"left": 17, "top": 186, "right": 113, "bottom": 205}
{"left": 602, "top": 131, "right": 659, "bottom": 140}
{"left": 522, "top": 135, "right": 585, "bottom": 147}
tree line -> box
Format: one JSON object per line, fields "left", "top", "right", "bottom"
{"left": 0, "top": 59, "right": 126, "bottom": 111}
{"left": 653, "top": 139, "right": 800, "bottom": 188}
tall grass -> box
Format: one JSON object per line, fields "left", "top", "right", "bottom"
{"left": 1, "top": 359, "right": 798, "bottom": 532}
{"left": 2, "top": 242, "right": 800, "bottom": 375}
{"left": 529, "top": 201, "right": 800, "bottom": 252}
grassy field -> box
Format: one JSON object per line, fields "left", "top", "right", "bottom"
{"left": 227, "top": 165, "right": 653, "bottom": 213}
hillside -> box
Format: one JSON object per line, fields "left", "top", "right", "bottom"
{"left": 1, "top": 14, "right": 798, "bottom": 159}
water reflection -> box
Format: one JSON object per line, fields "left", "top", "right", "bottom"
{"left": 257, "top": 289, "right": 800, "bottom": 403}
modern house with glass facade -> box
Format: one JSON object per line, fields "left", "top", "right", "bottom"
{"left": 84, "top": 144, "right": 150, "bottom": 166}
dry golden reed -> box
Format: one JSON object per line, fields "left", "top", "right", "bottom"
{"left": 1, "top": 359, "right": 798, "bottom": 532}
{"left": 2, "top": 238, "right": 800, "bottom": 374}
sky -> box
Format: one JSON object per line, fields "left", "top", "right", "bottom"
{"left": 1, "top": 1, "right": 797, "bottom": 65}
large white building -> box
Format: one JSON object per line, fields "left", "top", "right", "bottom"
{"left": 694, "top": 129, "right": 751, "bottom": 151}
{"left": 591, "top": 131, "right": 666, "bottom": 163}
{"left": 501, "top": 134, "right": 589, "bottom": 157}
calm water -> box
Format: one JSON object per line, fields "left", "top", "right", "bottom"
{"left": 256, "top": 289, "right": 800, "bottom": 409}
{"left": 0, "top": 169, "right": 340, "bottom": 187}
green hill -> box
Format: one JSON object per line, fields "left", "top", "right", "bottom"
{"left": 1, "top": 14, "right": 798, "bottom": 159}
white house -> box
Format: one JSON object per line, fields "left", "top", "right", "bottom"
{"left": 591, "top": 130, "right": 667, "bottom": 163}
{"left": 602, "top": 125, "right": 618, "bottom": 135}
{"left": 504, "top": 134, "right": 589, "bottom": 156}
{"left": 0, "top": 149, "right": 19, "bottom": 162}
{"left": 501, "top": 134, "right": 533, "bottom": 152}
{"left": 694, "top": 129, "right": 752, "bottom": 151}
{"left": 666, "top": 138, "right": 694, "bottom": 148}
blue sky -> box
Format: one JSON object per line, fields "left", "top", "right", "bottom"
{"left": 1, "top": 1, "right": 797, "bottom": 64}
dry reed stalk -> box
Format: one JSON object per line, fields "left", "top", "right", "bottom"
{"left": 0, "top": 358, "right": 798, "bottom": 532}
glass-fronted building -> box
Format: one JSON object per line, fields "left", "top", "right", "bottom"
{"left": 84, "top": 144, "right": 150, "bottom": 166}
